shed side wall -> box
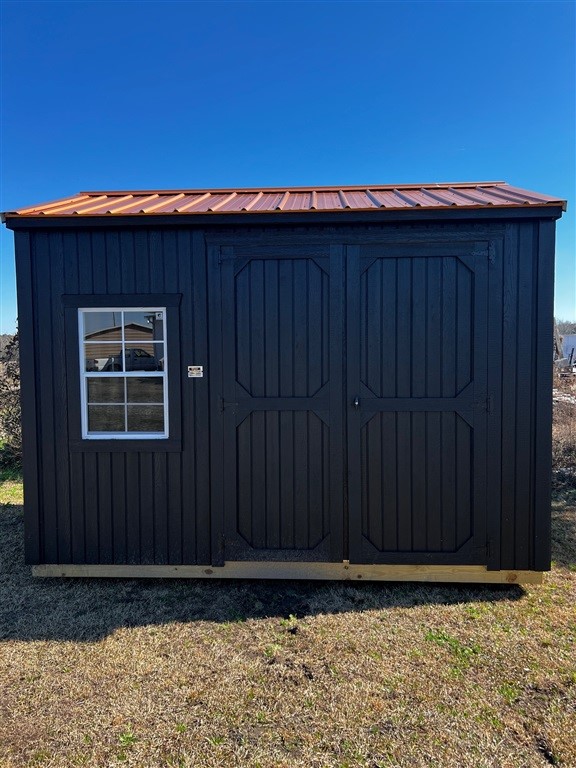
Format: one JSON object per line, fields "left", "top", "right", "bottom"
{"left": 533, "top": 220, "right": 555, "bottom": 571}
{"left": 498, "top": 220, "right": 554, "bottom": 571}
{"left": 14, "top": 232, "right": 41, "bottom": 563}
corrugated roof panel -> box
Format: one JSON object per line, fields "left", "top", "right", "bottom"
{"left": 141, "top": 193, "right": 186, "bottom": 213}
{"left": 369, "top": 190, "right": 411, "bottom": 208}
{"left": 220, "top": 192, "right": 254, "bottom": 211}
{"left": 94, "top": 195, "right": 138, "bottom": 213}
{"left": 141, "top": 193, "right": 193, "bottom": 213}
{"left": 449, "top": 190, "right": 479, "bottom": 206}
{"left": 103, "top": 194, "right": 160, "bottom": 214}
{"left": 71, "top": 194, "right": 134, "bottom": 214}
{"left": 416, "top": 188, "right": 457, "bottom": 207}
{"left": 15, "top": 194, "right": 91, "bottom": 214}
{"left": 283, "top": 192, "right": 312, "bottom": 211}
{"left": 344, "top": 191, "right": 377, "bottom": 209}
{"left": 447, "top": 187, "right": 495, "bottom": 206}
{"left": 503, "top": 185, "right": 561, "bottom": 203}
{"left": 208, "top": 192, "right": 238, "bottom": 212}
{"left": 43, "top": 195, "right": 110, "bottom": 215}
{"left": 250, "top": 192, "right": 284, "bottom": 211}
{"left": 2, "top": 183, "right": 566, "bottom": 218}
{"left": 478, "top": 186, "right": 549, "bottom": 206}
{"left": 317, "top": 191, "right": 341, "bottom": 210}
{"left": 242, "top": 192, "right": 263, "bottom": 211}
{"left": 393, "top": 189, "right": 432, "bottom": 207}
{"left": 188, "top": 194, "right": 227, "bottom": 213}
{"left": 479, "top": 189, "right": 530, "bottom": 205}
{"left": 468, "top": 187, "right": 508, "bottom": 205}
{"left": 175, "top": 193, "right": 212, "bottom": 212}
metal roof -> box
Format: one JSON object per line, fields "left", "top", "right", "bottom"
{"left": 2, "top": 182, "right": 566, "bottom": 219}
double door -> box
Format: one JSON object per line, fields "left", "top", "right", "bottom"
{"left": 208, "top": 239, "right": 489, "bottom": 566}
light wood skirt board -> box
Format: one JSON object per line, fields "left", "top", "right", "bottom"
{"left": 32, "top": 562, "right": 543, "bottom": 584}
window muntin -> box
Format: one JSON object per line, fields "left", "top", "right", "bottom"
{"left": 79, "top": 308, "right": 168, "bottom": 439}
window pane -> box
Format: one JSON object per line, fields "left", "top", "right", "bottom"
{"left": 83, "top": 311, "right": 123, "bottom": 340}
{"left": 127, "top": 377, "right": 164, "bottom": 403}
{"left": 88, "top": 405, "right": 125, "bottom": 432}
{"left": 87, "top": 377, "right": 125, "bottom": 403}
{"left": 124, "top": 311, "right": 164, "bottom": 341}
{"left": 80, "top": 307, "right": 168, "bottom": 439}
{"left": 84, "top": 343, "right": 124, "bottom": 372}
{"left": 124, "top": 343, "right": 163, "bottom": 371}
{"left": 127, "top": 405, "right": 164, "bottom": 432}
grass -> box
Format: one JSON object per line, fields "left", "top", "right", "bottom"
{"left": 0, "top": 481, "right": 574, "bottom": 766}
{"left": 1, "top": 393, "right": 575, "bottom": 768}
{"left": 553, "top": 379, "right": 576, "bottom": 492}
{"left": 0, "top": 467, "right": 23, "bottom": 505}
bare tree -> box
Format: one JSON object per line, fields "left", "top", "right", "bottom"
{"left": 556, "top": 318, "right": 576, "bottom": 335}
{"left": 0, "top": 331, "right": 21, "bottom": 468}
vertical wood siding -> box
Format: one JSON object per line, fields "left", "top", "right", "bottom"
{"left": 360, "top": 411, "right": 473, "bottom": 554}
{"left": 24, "top": 227, "right": 210, "bottom": 565}
{"left": 500, "top": 223, "right": 533, "bottom": 569}
{"left": 16, "top": 218, "right": 556, "bottom": 570}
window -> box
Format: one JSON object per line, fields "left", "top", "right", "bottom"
{"left": 79, "top": 308, "right": 168, "bottom": 438}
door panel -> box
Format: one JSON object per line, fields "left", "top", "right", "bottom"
{"left": 360, "top": 410, "right": 474, "bottom": 554}
{"left": 211, "top": 243, "right": 344, "bottom": 563}
{"left": 348, "top": 242, "right": 489, "bottom": 565}
{"left": 236, "top": 410, "right": 331, "bottom": 550}
{"left": 359, "top": 255, "right": 474, "bottom": 399}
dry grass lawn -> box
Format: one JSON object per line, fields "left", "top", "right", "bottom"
{"left": 0, "top": 484, "right": 575, "bottom": 766}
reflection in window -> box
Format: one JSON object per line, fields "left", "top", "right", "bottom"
{"left": 80, "top": 308, "right": 168, "bottom": 438}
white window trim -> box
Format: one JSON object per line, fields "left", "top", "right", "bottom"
{"left": 79, "top": 307, "right": 169, "bottom": 439}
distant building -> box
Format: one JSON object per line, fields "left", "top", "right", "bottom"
{"left": 562, "top": 334, "right": 576, "bottom": 362}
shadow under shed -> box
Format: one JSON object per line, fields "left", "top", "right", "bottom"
{"left": 0, "top": 504, "right": 534, "bottom": 642}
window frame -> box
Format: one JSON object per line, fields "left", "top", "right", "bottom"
{"left": 79, "top": 307, "right": 169, "bottom": 440}
{"left": 63, "top": 294, "right": 182, "bottom": 453}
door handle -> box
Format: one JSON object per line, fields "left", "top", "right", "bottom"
{"left": 353, "top": 396, "right": 360, "bottom": 409}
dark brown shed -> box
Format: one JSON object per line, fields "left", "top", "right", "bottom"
{"left": 2, "top": 181, "right": 567, "bottom": 582}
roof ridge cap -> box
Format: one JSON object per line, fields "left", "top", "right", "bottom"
{"left": 77, "top": 181, "right": 509, "bottom": 196}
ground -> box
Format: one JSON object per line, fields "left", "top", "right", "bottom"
{"left": 0, "top": 471, "right": 574, "bottom": 768}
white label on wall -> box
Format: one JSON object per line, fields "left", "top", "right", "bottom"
{"left": 188, "top": 365, "right": 204, "bottom": 378}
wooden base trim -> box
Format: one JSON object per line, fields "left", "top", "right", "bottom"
{"left": 32, "top": 562, "right": 543, "bottom": 584}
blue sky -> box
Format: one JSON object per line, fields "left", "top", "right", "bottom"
{"left": 1, "top": 0, "right": 574, "bottom": 333}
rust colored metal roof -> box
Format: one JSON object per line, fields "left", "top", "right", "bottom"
{"left": 2, "top": 182, "right": 566, "bottom": 219}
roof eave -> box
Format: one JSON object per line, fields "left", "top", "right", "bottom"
{"left": 3, "top": 204, "right": 566, "bottom": 230}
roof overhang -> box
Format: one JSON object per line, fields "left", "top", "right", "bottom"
{"left": 3, "top": 205, "right": 567, "bottom": 231}
{"left": 2, "top": 182, "right": 567, "bottom": 226}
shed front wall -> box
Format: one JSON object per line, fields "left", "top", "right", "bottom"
{"left": 14, "top": 217, "right": 555, "bottom": 572}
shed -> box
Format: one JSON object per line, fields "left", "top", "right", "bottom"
{"left": 2, "top": 182, "right": 567, "bottom": 583}
{"left": 562, "top": 334, "right": 576, "bottom": 363}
